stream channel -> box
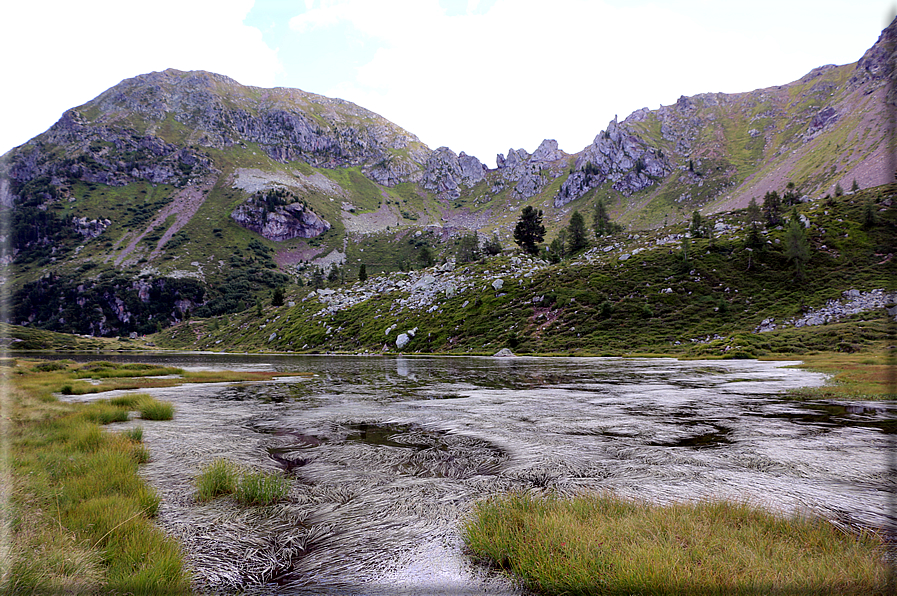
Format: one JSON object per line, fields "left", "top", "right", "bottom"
{"left": 56, "top": 353, "right": 894, "bottom": 595}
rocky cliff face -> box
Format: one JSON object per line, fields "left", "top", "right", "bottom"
{"left": 231, "top": 196, "right": 330, "bottom": 241}
{"left": 86, "top": 69, "right": 432, "bottom": 185}
{"left": 555, "top": 118, "right": 671, "bottom": 208}
{"left": 422, "top": 147, "right": 487, "bottom": 199}
{"left": 3, "top": 107, "right": 213, "bottom": 202}
{"left": 495, "top": 139, "right": 568, "bottom": 200}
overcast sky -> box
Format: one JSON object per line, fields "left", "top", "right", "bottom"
{"left": 1, "top": 0, "right": 894, "bottom": 165}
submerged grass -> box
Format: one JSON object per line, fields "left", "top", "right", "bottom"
{"left": 463, "top": 492, "right": 888, "bottom": 595}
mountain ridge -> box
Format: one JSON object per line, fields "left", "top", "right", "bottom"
{"left": 1, "top": 17, "right": 894, "bottom": 337}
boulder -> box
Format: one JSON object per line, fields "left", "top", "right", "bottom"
{"left": 396, "top": 333, "right": 410, "bottom": 349}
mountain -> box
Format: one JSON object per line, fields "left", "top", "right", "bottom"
{"left": 1, "top": 18, "right": 894, "bottom": 337}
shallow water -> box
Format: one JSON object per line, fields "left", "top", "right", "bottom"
{"left": 55, "top": 354, "right": 894, "bottom": 594}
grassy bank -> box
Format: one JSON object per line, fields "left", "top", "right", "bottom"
{"left": 463, "top": 492, "right": 889, "bottom": 595}
{"left": 784, "top": 351, "right": 896, "bottom": 400}
{"left": 1, "top": 359, "right": 307, "bottom": 594}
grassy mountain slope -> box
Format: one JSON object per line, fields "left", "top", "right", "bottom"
{"left": 152, "top": 186, "right": 896, "bottom": 357}
{"left": 2, "top": 19, "right": 894, "bottom": 338}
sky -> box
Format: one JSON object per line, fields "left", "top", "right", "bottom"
{"left": 1, "top": 0, "right": 894, "bottom": 166}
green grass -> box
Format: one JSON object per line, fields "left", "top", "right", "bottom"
{"left": 463, "top": 492, "right": 888, "bottom": 595}
{"left": 234, "top": 470, "right": 290, "bottom": 506}
{"left": 5, "top": 363, "right": 189, "bottom": 593}
{"left": 135, "top": 396, "right": 175, "bottom": 421}
{"left": 195, "top": 459, "right": 238, "bottom": 501}
{"left": 194, "top": 459, "right": 289, "bottom": 506}
{"left": 154, "top": 185, "right": 896, "bottom": 358}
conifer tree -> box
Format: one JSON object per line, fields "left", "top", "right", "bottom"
{"left": 566, "top": 211, "right": 589, "bottom": 254}
{"left": 784, "top": 208, "right": 810, "bottom": 280}
{"left": 513, "top": 206, "right": 545, "bottom": 255}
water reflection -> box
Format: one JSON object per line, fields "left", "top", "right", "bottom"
{"left": 46, "top": 353, "right": 894, "bottom": 595}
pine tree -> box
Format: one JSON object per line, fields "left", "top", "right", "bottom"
{"left": 418, "top": 245, "right": 435, "bottom": 268}
{"left": 483, "top": 233, "right": 502, "bottom": 256}
{"left": 566, "top": 211, "right": 589, "bottom": 254}
{"left": 513, "top": 206, "right": 545, "bottom": 255}
{"left": 456, "top": 232, "right": 481, "bottom": 263}
{"left": 358, "top": 263, "right": 368, "bottom": 282}
{"left": 271, "top": 287, "right": 284, "bottom": 307}
{"left": 784, "top": 208, "right": 810, "bottom": 280}
{"left": 745, "top": 198, "right": 762, "bottom": 226}
{"left": 690, "top": 210, "right": 704, "bottom": 238}
{"left": 593, "top": 198, "right": 622, "bottom": 237}
{"left": 762, "top": 191, "right": 781, "bottom": 227}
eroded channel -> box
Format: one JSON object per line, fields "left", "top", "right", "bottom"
{"left": 62, "top": 354, "right": 894, "bottom": 595}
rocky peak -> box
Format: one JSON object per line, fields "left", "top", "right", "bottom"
{"left": 849, "top": 15, "right": 896, "bottom": 91}
{"left": 79, "top": 69, "right": 430, "bottom": 185}
{"left": 555, "top": 118, "right": 671, "bottom": 208}
{"left": 495, "top": 139, "right": 568, "bottom": 199}
{"left": 422, "top": 147, "right": 487, "bottom": 199}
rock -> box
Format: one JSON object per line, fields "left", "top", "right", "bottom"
{"left": 493, "top": 348, "right": 516, "bottom": 357}
{"left": 422, "top": 147, "right": 486, "bottom": 198}
{"left": 554, "top": 116, "right": 671, "bottom": 207}
{"left": 492, "top": 278, "right": 504, "bottom": 290}
{"left": 396, "top": 333, "right": 410, "bottom": 349}
{"left": 231, "top": 193, "right": 330, "bottom": 241}
{"left": 495, "top": 139, "right": 567, "bottom": 199}
{"left": 72, "top": 216, "right": 111, "bottom": 238}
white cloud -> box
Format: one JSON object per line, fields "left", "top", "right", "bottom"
{"left": 0, "top": 0, "right": 280, "bottom": 155}
{"left": 287, "top": 0, "right": 889, "bottom": 165}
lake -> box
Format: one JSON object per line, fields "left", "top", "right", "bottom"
{"left": 53, "top": 353, "right": 894, "bottom": 595}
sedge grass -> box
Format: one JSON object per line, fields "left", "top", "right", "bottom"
{"left": 136, "top": 397, "right": 174, "bottom": 421}
{"left": 195, "top": 459, "right": 288, "bottom": 506}
{"left": 4, "top": 362, "right": 190, "bottom": 593}
{"left": 462, "top": 492, "right": 888, "bottom": 595}
{"left": 195, "top": 459, "right": 238, "bottom": 501}
{"left": 234, "top": 469, "right": 290, "bottom": 506}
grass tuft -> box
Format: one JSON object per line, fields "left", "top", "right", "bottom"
{"left": 195, "top": 459, "right": 238, "bottom": 502}
{"left": 123, "top": 425, "right": 144, "bottom": 443}
{"left": 463, "top": 492, "right": 888, "bottom": 595}
{"left": 234, "top": 470, "right": 290, "bottom": 506}
{"left": 135, "top": 395, "right": 174, "bottom": 421}
{"left": 194, "top": 459, "right": 288, "bottom": 506}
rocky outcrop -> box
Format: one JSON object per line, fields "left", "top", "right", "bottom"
{"left": 231, "top": 197, "right": 330, "bottom": 241}
{"left": 84, "top": 69, "right": 430, "bottom": 185}
{"left": 848, "top": 16, "right": 896, "bottom": 92}
{"left": 754, "top": 289, "right": 896, "bottom": 333}
{"left": 422, "top": 147, "right": 487, "bottom": 199}
{"left": 72, "top": 216, "right": 111, "bottom": 238}
{"left": 496, "top": 139, "right": 567, "bottom": 200}
{"left": 555, "top": 118, "right": 671, "bottom": 208}
{"left": 2, "top": 109, "right": 213, "bottom": 204}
